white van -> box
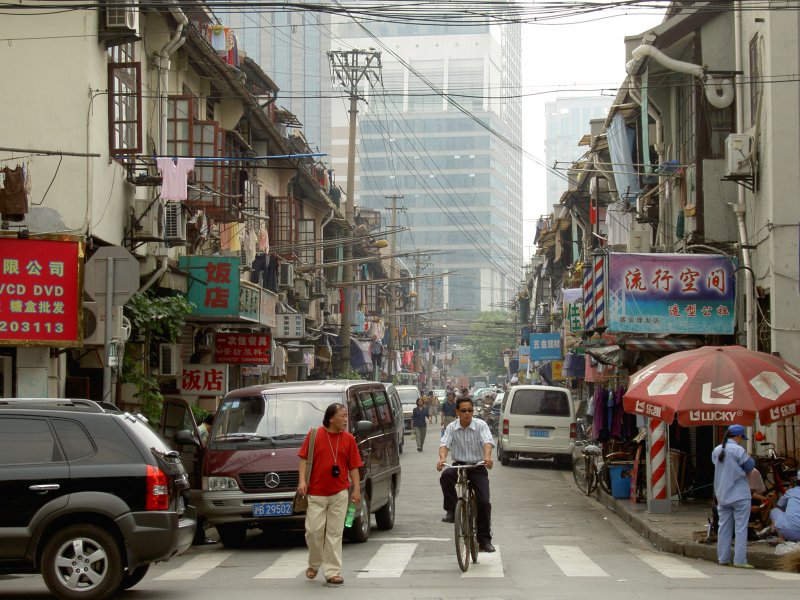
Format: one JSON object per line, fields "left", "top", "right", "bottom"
{"left": 496, "top": 385, "right": 576, "bottom": 467}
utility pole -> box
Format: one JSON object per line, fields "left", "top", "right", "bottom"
{"left": 385, "top": 194, "right": 404, "bottom": 381}
{"left": 328, "top": 49, "right": 382, "bottom": 373}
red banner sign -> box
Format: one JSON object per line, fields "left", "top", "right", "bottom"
{"left": 0, "top": 238, "right": 82, "bottom": 345}
{"left": 179, "top": 364, "right": 229, "bottom": 396}
{"left": 215, "top": 332, "right": 272, "bottom": 364}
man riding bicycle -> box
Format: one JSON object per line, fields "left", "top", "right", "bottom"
{"left": 437, "top": 396, "right": 495, "bottom": 552}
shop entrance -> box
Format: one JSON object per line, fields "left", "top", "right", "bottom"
{"left": 0, "top": 356, "right": 12, "bottom": 397}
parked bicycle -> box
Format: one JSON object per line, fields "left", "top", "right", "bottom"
{"left": 443, "top": 462, "right": 484, "bottom": 572}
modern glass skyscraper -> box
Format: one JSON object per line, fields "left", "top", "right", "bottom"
{"left": 221, "top": 2, "right": 332, "bottom": 153}
{"left": 330, "top": 19, "right": 523, "bottom": 312}
{"left": 544, "top": 97, "right": 612, "bottom": 208}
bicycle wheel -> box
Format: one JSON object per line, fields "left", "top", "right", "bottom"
{"left": 454, "top": 498, "right": 469, "bottom": 572}
{"left": 597, "top": 464, "right": 612, "bottom": 495}
{"left": 586, "top": 459, "right": 598, "bottom": 494}
{"left": 572, "top": 455, "right": 589, "bottom": 494}
{"left": 468, "top": 490, "right": 479, "bottom": 563}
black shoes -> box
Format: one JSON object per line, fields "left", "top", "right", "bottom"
{"left": 441, "top": 511, "right": 455, "bottom": 523}
{"left": 479, "top": 542, "right": 496, "bottom": 553}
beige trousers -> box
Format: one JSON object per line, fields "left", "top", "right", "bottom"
{"left": 305, "top": 488, "right": 348, "bottom": 579}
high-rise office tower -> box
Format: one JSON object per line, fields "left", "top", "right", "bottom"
{"left": 330, "top": 17, "right": 523, "bottom": 312}
{"left": 544, "top": 97, "right": 612, "bottom": 208}
{"left": 221, "top": 2, "right": 332, "bottom": 153}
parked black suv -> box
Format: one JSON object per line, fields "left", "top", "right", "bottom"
{"left": 0, "top": 398, "right": 196, "bottom": 600}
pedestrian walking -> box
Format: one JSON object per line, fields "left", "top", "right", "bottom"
{"left": 297, "top": 403, "right": 363, "bottom": 585}
{"left": 427, "top": 389, "right": 439, "bottom": 423}
{"left": 712, "top": 424, "right": 756, "bottom": 568}
{"left": 412, "top": 397, "right": 429, "bottom": 452}
{"left": 441, "top": 390, "right": 458, "bottom": 431}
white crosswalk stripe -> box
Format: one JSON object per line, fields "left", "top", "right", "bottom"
{"left": 154, "top": 551, "right": 235, "bottom": 581}
{"left": 543, "top": 545, "right": 609, "bottom": 577}
{"left": 358, "top": 542, "right": 417, "bottom": 578}
{"left": 634, "top": 551, "right": 709, "bottom": 578}
{"left": 462, "top": 545, "right": 503, "bottom": 578}
{"left": 151, "top": 542, "right": 793, "bottom": 582}
{"left": 254, "top": 548, "right": 308, "bottom": 579}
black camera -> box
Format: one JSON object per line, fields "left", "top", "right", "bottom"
{"left": 331, "top": 465, "right": 340, "bottom": 477}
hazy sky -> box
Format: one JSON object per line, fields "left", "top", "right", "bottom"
{"left": 520, "top": 9, "right": 666, "bottom": 257}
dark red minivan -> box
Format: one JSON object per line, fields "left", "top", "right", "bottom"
{"left": 161, "top": 380, "right": 401, "bottom": 548}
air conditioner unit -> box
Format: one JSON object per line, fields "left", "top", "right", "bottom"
{"left": 106, "top": 0, "right": 139, "bottom": 32}
{"left": 724, "top": 133, "right": 753, "bottom": 178}
{"left": 83, "top": 302, "right": 124, "bottom": 346}
{"left": 158, "top": 343, "right": 181, "bottom": 377}
{"left": 278, "top": 262, "right": 295, "bottom": 289}
{"left": 312, "top": 276, "right": 327, "bottom": 298}
{"left": 164, "top": 202, "right": 187, "bottom": 244}
{"left": 133, "top": 197, "right": 164, "bottom": 240}
{"left": 293, "top": 277, "right": 310, "bottom": 299}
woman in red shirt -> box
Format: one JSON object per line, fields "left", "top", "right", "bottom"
{"left": 298, "top": 403, "right": 363, "bottom": 585}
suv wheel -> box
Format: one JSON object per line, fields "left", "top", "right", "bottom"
{"left": 42, "top": 524, "right": 123, "bottom": 600}
{"left": 498, "top": 442, "right": 510, "bottom": 466}
{"left": 216, "top": 524, "right": 247, "bottom": 549}
{"left": 117, "top": 564, "right": 150, "bottom": 591}
{"left": 375, "top": 485, "right": 395, "bottom": 530}
{"left": 346, "top": 494, "right": 371, "bottom": 543}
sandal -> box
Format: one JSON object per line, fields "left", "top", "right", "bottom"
{"left": 326, "top": 575, "right": 344, "bottom": 585}
{"left": 305, "top": 567, "right": 318, "bottom": 579}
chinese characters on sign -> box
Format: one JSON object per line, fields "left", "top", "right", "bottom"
{"left": 0, "top": 238, "right": 82, "bottom": 345}
{"left": 215, "top": 333, "right": 272, "bottom": 365}
{"left": 562, "top": 288, "right": 583, "bottom": 336}
{"left": 529, "top": 333, "right": 562, "bottom": 361}
{"left": 179, "top": 364, "right": 229, "bottom": 396}
{"left": 239, "top": 282, "right": 259, "bottom": 322}
{"left": 179, "top": 255, "right": 241, "bottom": 317}
{"left": 607, "top": 253, "right": 735, "bottom": 334}
{"left": 276, "top": 313, "right": 305, "bottom": 339}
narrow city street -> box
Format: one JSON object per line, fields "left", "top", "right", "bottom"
{"left": 4, "top": 426, "right": 798, "bottom": 600}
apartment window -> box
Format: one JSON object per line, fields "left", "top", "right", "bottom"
{"left": 297, "top": 219, "right": 316, "bottom": 266}
{"left": 166, "top": 96, "right": 195, "bottom": 157}
{"left": 749, "top": 34, "right": 761, "bottom": 127}
{"left": 709, "top": 106, "right": 734, "bottom": 158}
{"left": 107, "top": 43, "right": 141, "bottom": 156}
{"left": 269, "top": 195, "right": 299, "bottom": 250}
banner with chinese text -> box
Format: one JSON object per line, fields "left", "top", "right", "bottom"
{"left": 530, "top": 333, "right": 562, "bottom": 361}
{"left": 0, "top": 238, "right": 82, "bottom": 345}
{"left": 607, "top": 253, "right": 735, "bottom": 334}
{"left": 179, "top": 255, "right": 240, "bottom": 317}
{"left": 180, "top": 363, "right": 229, "bottom": 396}
{"left": 215, "top": 333, "right": 272, "bottom": 364}
{"left": 562, "top": 288, "right": 583, "bottom": 336}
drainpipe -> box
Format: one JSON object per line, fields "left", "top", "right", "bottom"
{"left": 136, "top": 254, "right": 169, "bottom": 297}
{"left": 156, "top": 6, "right": 188, "bottom": 155}
{"left": 627, "top": 44, "right": 734, "bottom": 109}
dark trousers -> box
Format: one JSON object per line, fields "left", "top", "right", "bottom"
{"left": 440, "top": 464, "right": 492, "bottom": 543}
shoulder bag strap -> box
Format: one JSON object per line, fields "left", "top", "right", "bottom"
{"left": 305, "top": 427, "right": 317, "bottom": 485}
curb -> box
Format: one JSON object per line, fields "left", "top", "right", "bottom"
{"left": 596, "top": 490, "right": 781, "bottom": 571}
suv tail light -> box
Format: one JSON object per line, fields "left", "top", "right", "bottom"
{"left": 502, "top": 419, "right": 509, "bottom": 436}
{"left": 146, "top": 465, "right": 169, "bottom": 511}
{"left": 570, "top": 423, "right": 576, "bottom": 439}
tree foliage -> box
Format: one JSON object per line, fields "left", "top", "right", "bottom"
{"left": 461, "top": 311, "right": 514, "bottom": 376}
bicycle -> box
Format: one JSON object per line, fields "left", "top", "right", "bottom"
{"left": 572, "top": 438, "right": 604, "bottom": 495}
{"left": 443, "top": 462, "right": 484, "bottom": 572}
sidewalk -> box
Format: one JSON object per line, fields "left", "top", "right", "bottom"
{"left": 597, "top": 489, "right": 784, "bottom": 570}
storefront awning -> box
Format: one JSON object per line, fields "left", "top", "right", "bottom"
{"left": 619, "top": 338, "right": 703, "bottom": 352}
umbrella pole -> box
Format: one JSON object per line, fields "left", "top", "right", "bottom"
{"left": 647, "top": 418, "right": 672, "bottom": 513}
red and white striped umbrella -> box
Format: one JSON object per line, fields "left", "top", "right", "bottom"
{"left": 623, "top": 345, "right": 800, "bottom": 426}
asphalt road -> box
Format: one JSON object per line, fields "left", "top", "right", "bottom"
{"left": 4, "top": 423, "right": 800, "bottom": 599}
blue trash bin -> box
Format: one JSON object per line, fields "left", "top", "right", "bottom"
{"left": 608, "top": 463, "right": 633, "bottom": 499}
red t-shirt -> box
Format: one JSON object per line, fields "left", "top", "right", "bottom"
{"left": 298, "top": 426, "right": 363, "bottom": 497}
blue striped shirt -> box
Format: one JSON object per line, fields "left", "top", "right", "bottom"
{"left": 441, "top": 418, "right": 494, "bottom": 463}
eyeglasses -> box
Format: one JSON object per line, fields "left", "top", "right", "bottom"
{"left": 458, "top": 409, "right": 474, "bottom": 413}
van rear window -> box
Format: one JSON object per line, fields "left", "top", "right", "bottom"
{"left": 509, "top": 389, "right": 569, "bottom": 417}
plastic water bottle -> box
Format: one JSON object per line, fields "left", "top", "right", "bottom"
{"left": 344, "top": 502, "right": 356, "bottom": 528}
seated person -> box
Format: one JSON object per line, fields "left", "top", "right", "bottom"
{"left": 770, "top": 482, "right": 800, "bottom": 542}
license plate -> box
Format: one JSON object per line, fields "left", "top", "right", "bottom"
{"left": 252, "top": 501, "right": 293, "bottom": 517}
{"left": 529, "top": 429, "right": 549, "bottom": 438}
